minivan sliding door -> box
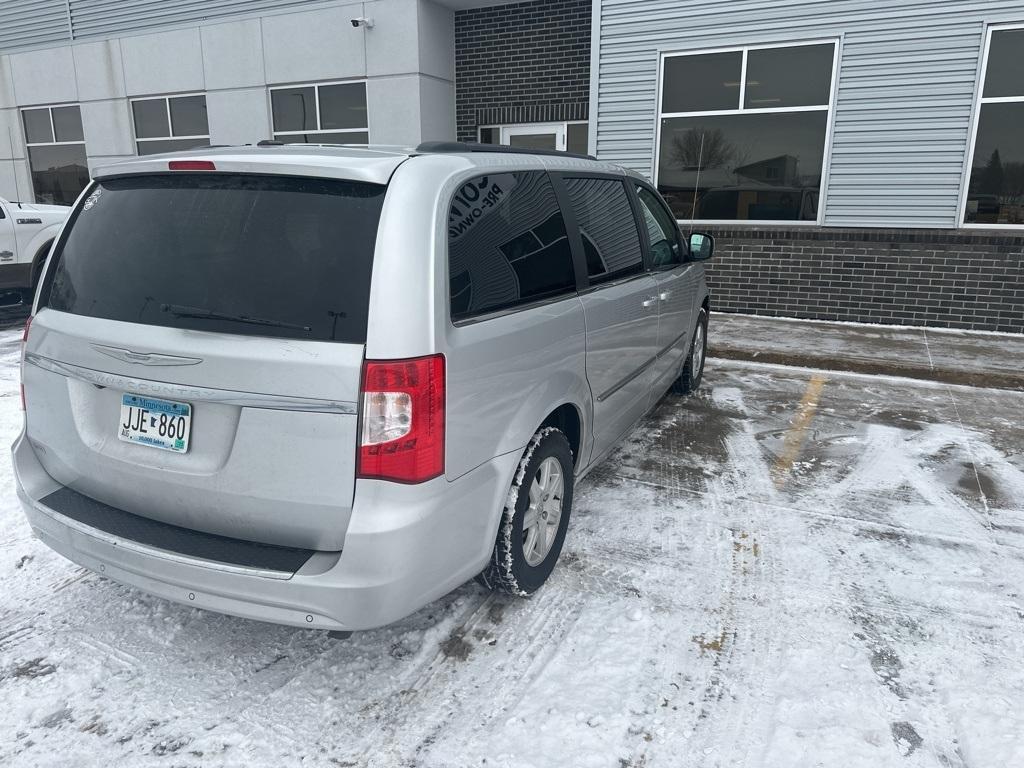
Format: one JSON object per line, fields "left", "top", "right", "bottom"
{"left": 555, "top": 174, "right": 660, "bottom": 464}
{"left": 632, "top": 183, "right": 698, "bottom": 397}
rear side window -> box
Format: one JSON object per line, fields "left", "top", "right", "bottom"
{"left": 448, "top": 171, "right": 575, "bottom": 321}
{"left": 563, "top": 177, "right": 644, "bottom": 284}
{"left": 43, "top": 173, "right": 385, "bottom": 343}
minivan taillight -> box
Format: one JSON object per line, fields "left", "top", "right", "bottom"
{"left": 19, "top": 315, "right": 32, "bottom": 411}
{"left": 358, "top": 355, "right": 445, "bottom": 483}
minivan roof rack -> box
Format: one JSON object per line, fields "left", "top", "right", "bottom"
{"left": 415, "top": 141, "right": 596, "bottom": 161}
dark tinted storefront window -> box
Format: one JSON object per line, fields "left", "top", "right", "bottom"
{"left": 965, "top": 29, "right": 1024, "bottom": 226}
{"left": 45, "top": 174, "right": 386, "bottom": 343}
{"left": 658, "top": 112, "right": 827, "bottom": 222}
{"left": 662, "top": 51, "right": 743, "bottom": 113}
{"left": 132, "top": 95, "right": 209, "bottom": 156}
{"left": 744, "top": 45, "right": 834, "bottom": 108}
{"left": 567, "top": 123, "right": 588, "bottom": 155}
{"left": 982, "top": 28, "right": 1024, "bottom": 99}
{"left": 23, "top": 106, "right": 88, "bottom": 205}
{"left": 448, "top": 171, "right": 575, "bottom": 320}
{"left": 657, "top": 42, "right": 835, "bottom": 222}
{"left": 272, "top": 82, "right": 369, "bottom": 145}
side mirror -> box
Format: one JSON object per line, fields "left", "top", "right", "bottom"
{"left": 689, "top": 232, "right": 714, "bottom": 261}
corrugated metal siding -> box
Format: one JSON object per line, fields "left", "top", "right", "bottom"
{"left": 0, "top": 1, "right": 70, "bottom": 53}
{"left": 596, "top": 0, "right": 1024, "bottom": 228}
{"left": 0, "top": 0, "right": 337, "bottom": 53}
{"left": 67, "top": 0, "right": 332, "bottom": 40}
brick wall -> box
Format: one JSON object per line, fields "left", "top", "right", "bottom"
{"left": 703, "top": 227, "right": 1024, "bottom": 333}
{"left": 454, "top": 0, "right": 591, "bottom": 142}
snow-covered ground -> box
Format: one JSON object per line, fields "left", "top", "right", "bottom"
{"left": 2, "top": 327, "right": 1023, "bottom": 767}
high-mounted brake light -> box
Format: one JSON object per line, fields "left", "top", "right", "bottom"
{"left": 19, "top": 315, "right": 32, "bottom": 411}
{"left": 358, "top": 355, "right": 445, "bottom": 484}
{"left": 168, "top": 160, "right": 216, "bottom": 171}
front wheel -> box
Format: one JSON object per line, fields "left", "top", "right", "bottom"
{"left": 674, "top": 307, "right": 708, "bottom": 395}
{"left": 477, "top": 427, "right": 574, "bottom": 596}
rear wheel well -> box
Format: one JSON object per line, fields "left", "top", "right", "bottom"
{"left": 31, "top": 240, "right": 53, "bottom": 287}
{"left": 541, "top": 404, "right": 582, "bottom": 468}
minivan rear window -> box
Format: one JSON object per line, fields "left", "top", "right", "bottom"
{"left": 43, "top": 173, "right": 386, "bottom": 343}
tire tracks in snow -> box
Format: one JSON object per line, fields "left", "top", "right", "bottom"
{"left": 622, "top": 385, "right": 785, "bottom": 768}
{"left": 340, "top": 589, "right": 586, "bottom": 765}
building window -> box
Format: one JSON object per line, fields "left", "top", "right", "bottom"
{"left": 964, "top": 26, "right": 1024, "bottom": 226}
{"left": 22, "top": 105, "right": 89, "bottom": 206}
{"left": 131, "top": 94, "right": 210, "bottom": 156}
{"left": 656, "top": 41, "right": 837, "bottom": 223}
{"left": 270, "top": 82, "right": 368, "bottom": 144}
{"left": 479, "top": 122, "right": 588, "bottom": 154}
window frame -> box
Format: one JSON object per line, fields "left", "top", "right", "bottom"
{"left": 445, "top": 169, "right": 582, "bottom": 326}
{"left": 268, "top": 79, "right": 369, "bottom": 144}
{"left": 631, "top": 179, "right": 687, "bottom": 270}
{"left": 552, "top": 170, "right": 651, "bottom": 292}
{"left": 21, "top": 102, "right": 89, "bottom": 205}
{"left": 129, "top": 92, "right": 210, "bottom": 155}
{"left": 477, "top": 121, "right": 589, "bottom": 153}
{"left": 653, "top": 38, "right": 841, "bottom": 227}
{"left": 959, "top": 22, "right": 1024, "bottom": 229}
{"left": 22, "top": 103, "right": 86, "bottom": 148}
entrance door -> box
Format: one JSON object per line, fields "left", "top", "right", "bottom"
{"left": 501, "top": 123, "right": 566, "bottom": 151}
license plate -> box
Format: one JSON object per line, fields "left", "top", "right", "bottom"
{"left": 118, "top": 393, "right": 192, "bottom": 453}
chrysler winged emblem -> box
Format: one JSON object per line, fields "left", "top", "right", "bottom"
{"left": 91, "top": 344, "right": 202, "bottom": 366}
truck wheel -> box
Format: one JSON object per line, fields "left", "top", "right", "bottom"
{"left": 674, "top": 307, "right": 708, "bottom": 395}
{"left": 477, "top": 427, "right": 574, "bottom": 596}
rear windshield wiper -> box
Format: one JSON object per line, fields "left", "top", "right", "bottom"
{"left": 160, "top": 303, "right": 311, "bottom": 332}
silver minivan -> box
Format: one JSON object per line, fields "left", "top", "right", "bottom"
{"left": 13, "top": 143, "right": 712, "bottom": 631}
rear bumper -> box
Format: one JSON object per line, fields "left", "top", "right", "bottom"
{"left": 13, "top": 430, "right": 520, "bottom": 631}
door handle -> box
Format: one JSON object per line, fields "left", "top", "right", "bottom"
{"left": 659, "top": 292, "right": 671, "bottom": 301}
{"left": 642, "top": 297, "right": 657, "bottom": 308}
{"left": 0, "top": 251, "right": 13, "bottom": 261}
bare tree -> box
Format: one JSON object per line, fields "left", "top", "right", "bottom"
{"left": 670, "top": 128, "right": 737, "bottom": 170}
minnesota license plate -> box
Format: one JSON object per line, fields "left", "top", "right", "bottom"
{"left": 118, "top": 393, "right": 192, "bottom": 453}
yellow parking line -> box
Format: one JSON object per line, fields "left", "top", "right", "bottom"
{"left": 772, "top": 374, "right": 828, "bottom": 489}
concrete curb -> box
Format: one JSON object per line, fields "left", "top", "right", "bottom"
{"left": 708, "top": 346, "right": 1024, "bottom": 392}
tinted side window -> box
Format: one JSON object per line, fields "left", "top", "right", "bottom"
{"left": 448, "top": 171, "right": 575, "bottom": 321}
{"left": 564, "top": 177, "right": 644, "bottom": 284}
{"left": 636, "top": 186, "right": 683, "bottom": 268}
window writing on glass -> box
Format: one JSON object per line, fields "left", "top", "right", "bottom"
{"left": 448, "top": 172, "right": 576, "bottom": 320}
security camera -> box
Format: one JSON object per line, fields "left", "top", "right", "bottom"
{"left": 350, "top": 17, "right": 374, "bottom": 28}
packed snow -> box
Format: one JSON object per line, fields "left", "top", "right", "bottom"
{"left": 1, "top": 326, "right": 1023, "bottom": 767}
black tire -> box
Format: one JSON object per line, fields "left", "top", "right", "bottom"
{"left": 673, "top": 307, "right": 708, "bottom": 395}
{"left": 477, "top": 427, "right": 574, "bottom": 596}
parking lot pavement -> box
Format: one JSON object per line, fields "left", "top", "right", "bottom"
{"left": 2, "top": 327, "right": 1023, "bottom": 768}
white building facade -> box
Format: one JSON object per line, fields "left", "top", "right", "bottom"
{"left": 0, "top": 0, "right": 474, "bottom": 204}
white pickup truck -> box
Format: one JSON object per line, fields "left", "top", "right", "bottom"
{"left": 0, "top": 197, "right": 69, "bottom": 302}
